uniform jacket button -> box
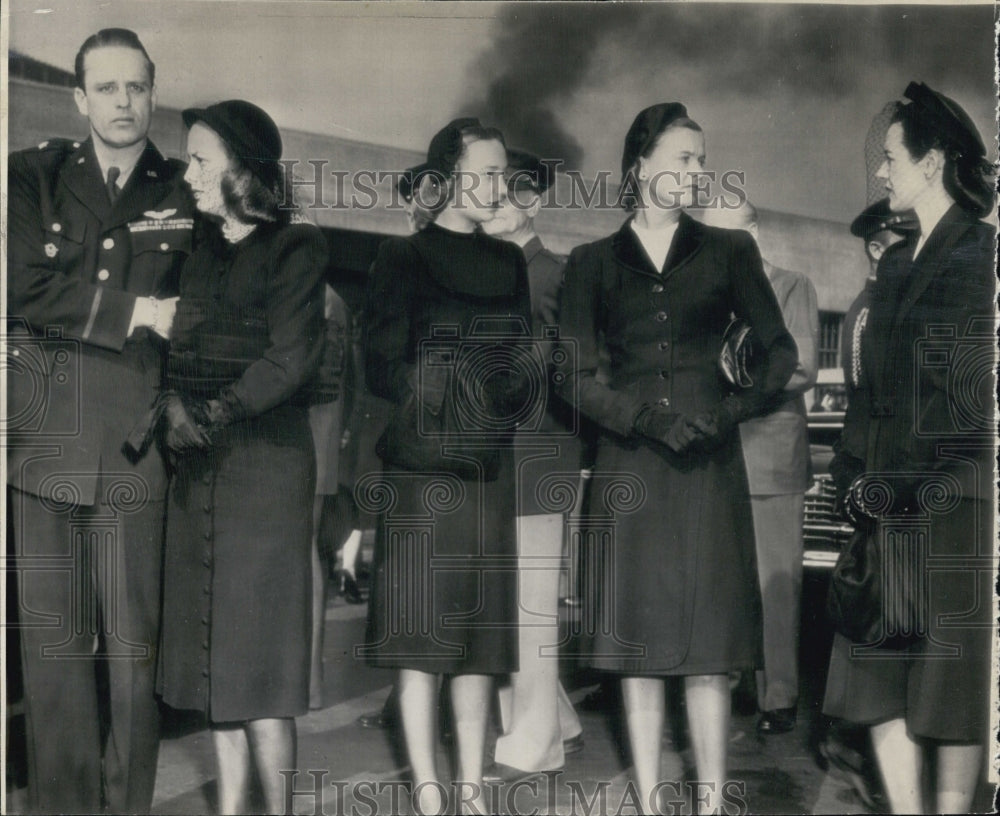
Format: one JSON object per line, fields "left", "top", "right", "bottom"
{"left": 658, "top": 397, "right": 671, "bottom": 407}
{"left": 202, "top": 641, "right": 210, "bottom": 650}
{"left": 160, "top": 242, "right": 170, "bottom": 251}
{"left": 102, "top": 238, "right": 115, "bottom": 250}
{"left": 658, "top": 370, "right": 669, "bottom": 379}
{"left": 97, "top": 269, "right": 110, "bottom": 282}
{"left": 201, "top": 616, "right": 210, "bottom": 625}
{"left": 659, "top": 341, "right": 669, "bottom": 350}
{"left": 651, "top": 283, "right": 664, "bottom": 293}
{"left": 655, "top": 311, "right": 668, "bottom": 322}
{"left": 201, "top": 668, "right": 210, "bottom": 677}
{"left": 202, "top": 557, "right": 211, "bottom": 567}
{"left": 51, "top": 222, "right": 62, "bottom": 233}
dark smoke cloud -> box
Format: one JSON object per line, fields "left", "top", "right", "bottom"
{"left": 461, "top": 3, "right": 994, "bottom": 171}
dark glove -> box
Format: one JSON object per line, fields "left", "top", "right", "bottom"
{"left": 684, "top": 396, "right": 744, "bottom": 450}
{"left": 164, "top": 395, "right": 210, "bottom": 452}
{"left": 633, "top": 405, "right": 704, "bottom": 454}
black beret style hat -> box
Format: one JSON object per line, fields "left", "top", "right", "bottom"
{"left": 397, "top": 162, "right": 429, "bottom": 201}
{"left": 621, "top": 102, "right": 689, "bottom": 178}
{"left": 506, "top": 148, "right": 554, "bottom": 194}
{"left": 903, "top": 82, "right": 986, "bottom": 161}
{"left": 850, "top": 197, "right": 919, "bottom": 241}
{"left": 182, "top": 100, "right": 282, "bottom": 180}
{"left": 425, "top": 117, "right": 483, "bottom": 176}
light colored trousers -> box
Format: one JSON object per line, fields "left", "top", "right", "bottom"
{"left": 495, "top": 513, "right": 582, "bottom": 771}
{"left": 750, "top": 493, "right": 805, "bottom": 711}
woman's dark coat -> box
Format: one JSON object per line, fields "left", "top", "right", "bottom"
{"left": 556, "top": 213, "right": 798, "bottom": 674}
{"left": 158, "top": 222, "right": 326, "bottom": 721}
{"left": 824, "top": 204, "right": 995, "bottom": 741}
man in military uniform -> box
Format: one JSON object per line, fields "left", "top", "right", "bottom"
{"left": 6, "top": 28, "right": 193, "bottom": 813}
{"left": 481, "top": 150, "right": 585, "bottom": 780}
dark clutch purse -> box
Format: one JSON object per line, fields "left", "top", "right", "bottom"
{"left": 719, "top": 317, "right": 754, "bottom": 389}
{"left": 826, "top": 520, "right": 923, "bottom": 648}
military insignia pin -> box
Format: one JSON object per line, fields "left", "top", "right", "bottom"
{"left": 44, "top": 243, "right": 58, "bottom": 258}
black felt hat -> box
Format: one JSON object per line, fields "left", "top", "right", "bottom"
{"left": 425, "top": 117, "right": 483, "bottom": 176}
{"left": 902, "top": 82, "right": 986, "bottom": 161}
{"left": 621, "top": 102, "right": 689, "bottom": 178}
{"left": 506, "top": 148, "right": 554, "bottom": 194}
{"left": 849, "top": 197, "right": 919, "bottom": 241}
{"left": 182, "top": 100, "right": 282, "bottom": 181}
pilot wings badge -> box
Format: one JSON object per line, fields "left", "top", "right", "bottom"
{"left": 143, "top": 208, "right": 178, "bottom": 220}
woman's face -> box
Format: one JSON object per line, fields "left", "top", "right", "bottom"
{"left": 877, "top": 123, "right": 931, "bottom": 213}
{"left": 183, "top": 122, "right": 233, "bottom": 217}
{"left": 449, "top": 138, "right": 507, "bottom": 224}
{"left": 638, "top": 126, "right": 706, "bottom": 210}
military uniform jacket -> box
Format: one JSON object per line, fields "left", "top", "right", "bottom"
{"left": 738, "top": 260, "right": 819, "bottom": 495}
{"left": 833, "top": 204, "right": 996, "bottom": 504}
{"left": 7, "top": 138, "right": 194, "bottom": 504}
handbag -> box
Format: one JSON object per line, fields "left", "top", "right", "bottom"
{"left": 826, "top": 522, "right": 924, "bottom": 647}
{"left": 719, "top": 317, "right": 754, "bottom": 388}
{"left": 375, "top": 368, "right": 503, "bottom": 481}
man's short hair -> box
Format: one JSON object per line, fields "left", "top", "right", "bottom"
{"left": 74, "top": 28, "right": 155, "bottom": 89}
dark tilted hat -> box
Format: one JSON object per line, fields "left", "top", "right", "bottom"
{"left": 182, "top": 100, "right": 282, "bottom": 182}
{"left": 397, "top": 162, "right": 429, "bottom": 202}
{"left": 506, "top": 148, "right": 554, "bottom": 194}
{"left": 850, "top": 197, "right": 919, "bottom": 241}
{"left": 621, "top": 102, "right": 689, "bottom": 178}
{"left": 425, "top": 117, "right": 483, "bottom": 176}
{"left": 902, "top": 82, "right": 986, "bottom": 161}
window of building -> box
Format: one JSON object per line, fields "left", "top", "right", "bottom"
{"left": 818, "top": 310, "right": 844, "bottom": 371}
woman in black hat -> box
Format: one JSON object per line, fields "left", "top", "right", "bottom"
{"left": 361, "top": 119, "right": 531, "bottom": 814}
{"left": 826, "top": 83, "right": 995, "bottom": 814}
{"left": 556, "top": 103, "right": 797, "bottom": 814}
{"left": 156, "top": 100, "right": 326, "bottom": 814}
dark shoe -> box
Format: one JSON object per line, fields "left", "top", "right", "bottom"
{"left": 819, "top": 735, "right": 887, "bottom": 812}
{"left": 757, "top": 707, "right": 797, "bottom": 735}
{"left": 563, "top": 734, "right": 584, "bottom": 756}
{"left": 482, "top": 762, "right": 540, "bottom": 785}
{"left": 341, "top": 572, "right": 364, "bottom": 604}
{"left": 358, "top": 709, "right": 394, "bottom": 729}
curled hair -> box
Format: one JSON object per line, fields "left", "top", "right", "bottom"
{"left": 621, "top": 118, "right": 703, "bottom": 213}
{"left": 218, "top": 146, "right": 296, "bottom": 226}
{"left": 411, "top": 125, "right": 506, "bottom": 230}
{"left": 75, "top": 28, "right": 155, "bottom": 89}
{"left": 891, "top": 103, "right": 996, "bottom": 217}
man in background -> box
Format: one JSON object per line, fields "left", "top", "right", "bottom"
{"left": 480, "top": 150, "right": 584, "bottom": 780}
{"left": 702, "top": 200, "right": 819, "bottom": 736}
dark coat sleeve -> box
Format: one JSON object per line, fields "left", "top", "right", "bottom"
{"left": 556, "top": 244, "right": 648, "bottom": 438}
{"left": 724, "top": 231, "right": 799, "bottom": 418}
{"left": 7, "top": 150, "right": 136, "bottom": 350}
{"left": 363, "top": 239, "right": 419, "bottom": 405}
{"left": 227, "top": 225, "right": 327, "bottom": 416}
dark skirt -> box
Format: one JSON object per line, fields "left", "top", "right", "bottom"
{"left": 158, "top": 412, "right": 315, "bottom": 722}
{"left": 361, "top": 450, "right": 519, "bottom": 675}
{"left": 822, "top": 497, "right": 992, "bottom": 742}
{"left": 581, "top": 436, "right": 762, "bottom": 675}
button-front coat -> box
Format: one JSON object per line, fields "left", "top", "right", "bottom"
{"left": 557, "top": 213, "right": 798, "bottom": 674}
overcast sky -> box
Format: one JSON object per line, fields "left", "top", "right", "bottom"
{"left": 7, "top": 0, "right": 997, "bottom": 223}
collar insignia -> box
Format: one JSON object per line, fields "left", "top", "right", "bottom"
{"left": 44, "top": 243, "right": 59, "bottom": 258}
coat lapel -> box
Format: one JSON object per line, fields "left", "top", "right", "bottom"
{"left": 108, "top": 143, "right": 175, "bottom": 228}
{"left": 610, "top": 211, "right": 705, "bottom": 280}
{"left": 61, "top": 140, "right": 112, "bottom": 222}
{"left": 891, "top": 205, "right": 974, "bottom": 329}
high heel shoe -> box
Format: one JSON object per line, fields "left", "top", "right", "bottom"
{"left": 340, "top": 571, "right": 364, "bottom": 604}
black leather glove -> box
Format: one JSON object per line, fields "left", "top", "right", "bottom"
{"left": 686, "top": 396, "right": 745, "bottom": 450}
{"left": 164, "top": 394, "right": 210, "bottom": 452}
{"left": 633, "top": 405, "right": 704, "bottom": 453}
